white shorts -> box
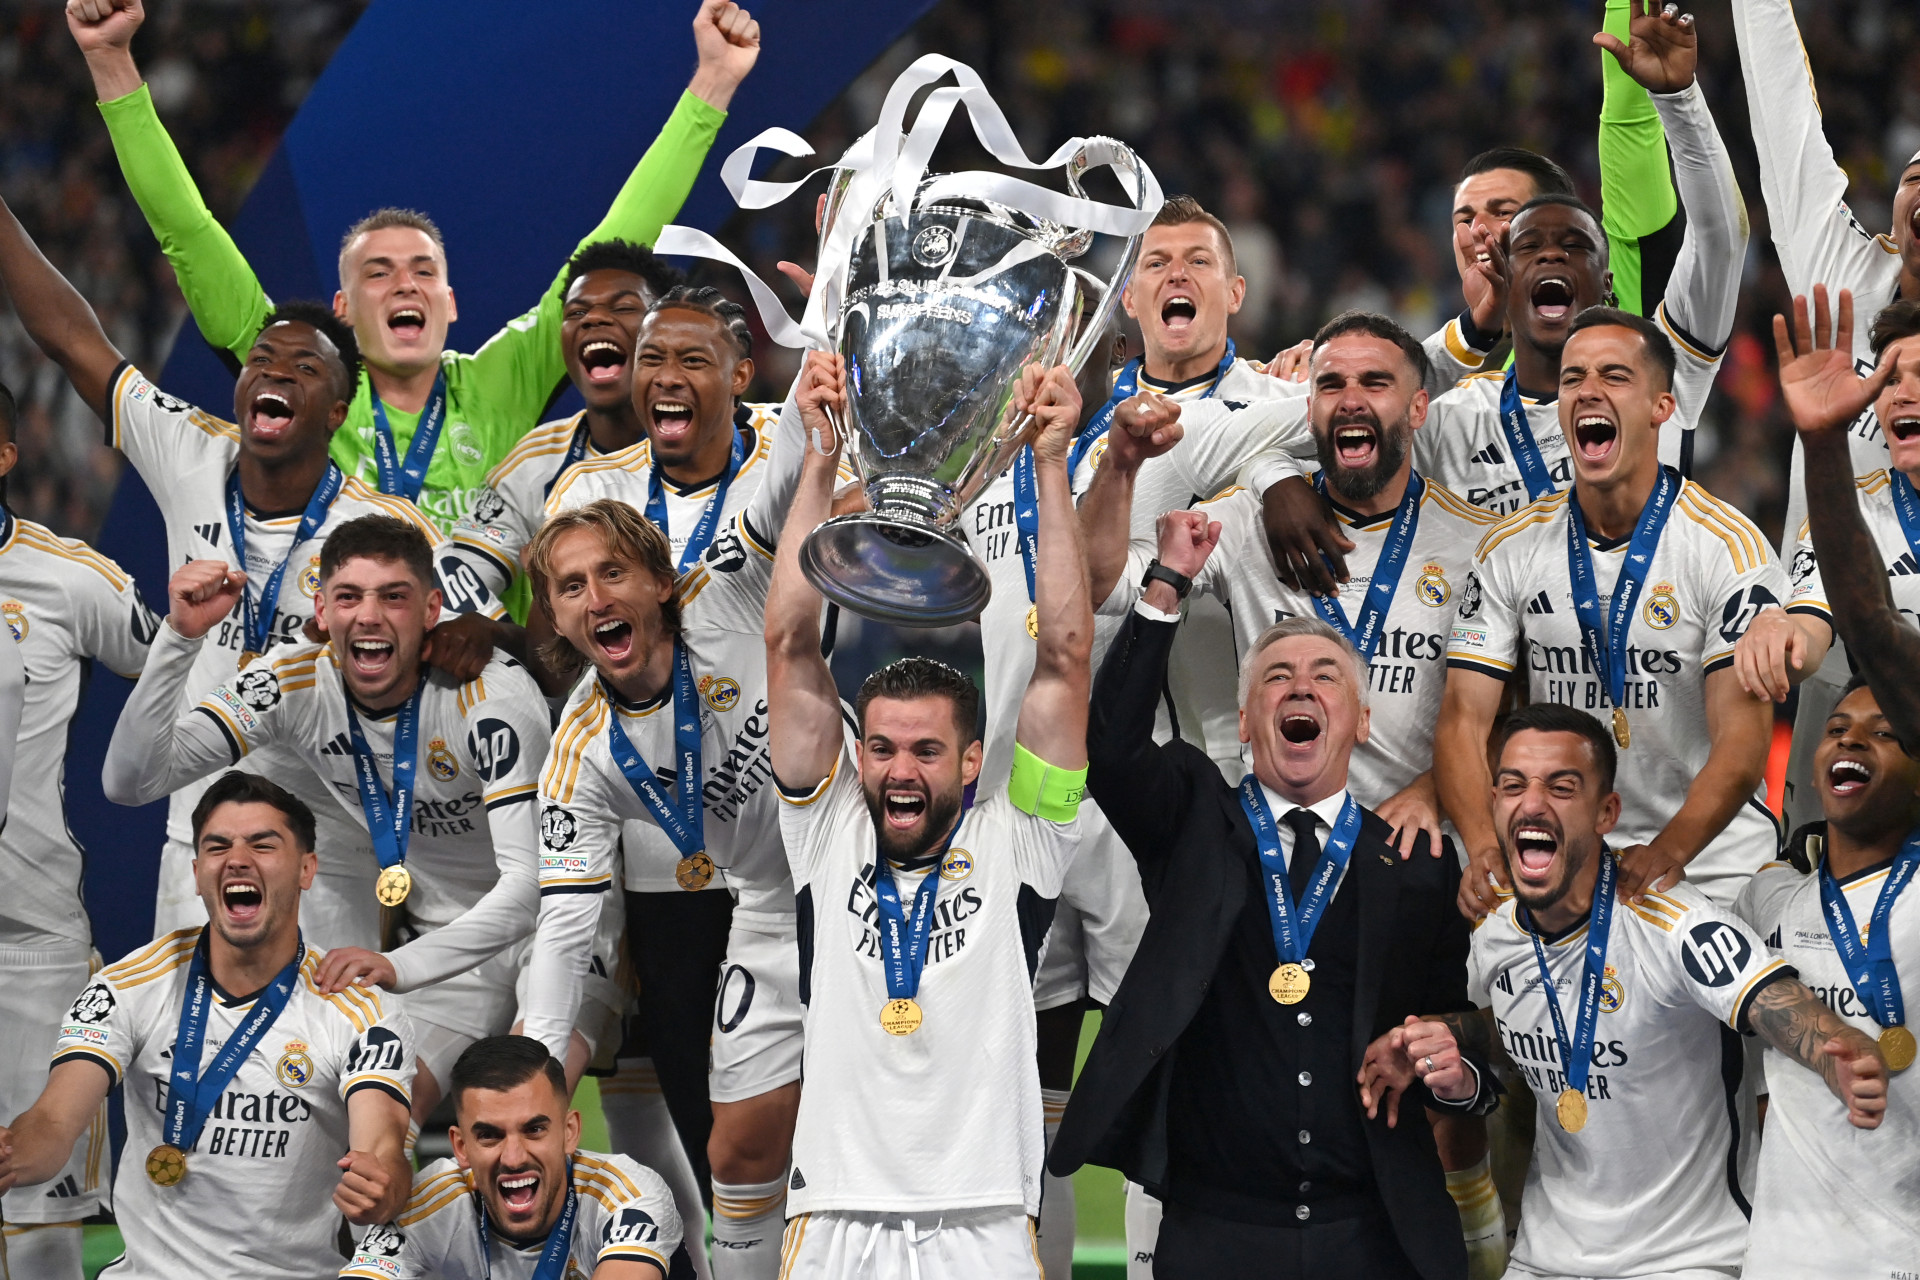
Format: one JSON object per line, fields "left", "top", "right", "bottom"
{"left": 511, "top": 890, "right": 628, "bottom": 1065}
{"left": 710, "top": 911, "right": 804, "bottom": 1104}
{"left": 780, "top": 1208, "right": 1041, "bottom": 1280}
{"left": 405, "top": 939, "right": 528, "bottom": 1084}
{"left": 0, "top": 942, "right": 108, "bottom": 1222}
{"left": 1032, "top": 802, "right": 1146, "bottom": 1010}
{"left": 154, "top": 836, "right": 381, "bottom": 951}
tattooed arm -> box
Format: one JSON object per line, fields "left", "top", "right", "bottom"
{"left": 1746, "top": 976, "right": 1889, "bottom": 1130}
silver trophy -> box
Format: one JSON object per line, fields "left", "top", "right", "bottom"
{"left": 798, "top": 141, "right": 1154, "bottom": 626}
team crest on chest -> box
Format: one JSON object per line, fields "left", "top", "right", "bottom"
{"left": 1414, "top": 564, "right": 1451, "bottom": 607}
{"left": 276, "top": 1041, "right": 314, "bottom": 1088}
{"left": 1642, "top": 582, "right": 1679, "bottom": 630}
{"left": 1089, "top": 439, "right": 1109, "bottom": 473}
{"left": 1, "top": 599, "right": 27, "bottom": 642}
{"left": 940, "top": 848, "right": 974, "bottom": 881}
{"left": 299, "top": 555, "right": 322, "bottom": 598}
{"left": 1599, "top": 964, "right": 1625, "bottom": 1014}
{"left": 426, "top": 737, "right": 460, "bottom": 782}
{"left": 699, "top": 674, "right": 742, "bottom": 713}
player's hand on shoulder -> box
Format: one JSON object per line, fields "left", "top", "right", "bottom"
{"left": 1376, "top": 773, "right": 1445, "bottom": 860}
{"left": 1262, "top": 338, "right": 1315, "bottom": 384}
{"left": 689, "top": 0, "right": 760, "bottom": 107}
{"left": 424, "top": 613, "right": 498, "bottom": 682}
{"left": 65, "top": 0, "right": 144, "bottom": 55}
{"left": 1014, "top": 363, "right": 1083, "bottom": 464}
{"left": 166, "top": 559, "right": 246, "bottom": 641}
{"left": 1104, "top": 390, "right": 1184, "bottom": 472}
{"left": 334, "top": 1148, "right": 397, "bottom": 1224}
{"left": 314, "top": 946, "right": 397, "bottom": 995}
{"left": 1261, "top": 474, "right": 1352, "bottom": 597}
{"left": 1592, "top": 0, "right": 1697, "bottom": 94}
{"left": 1615, "top": 840, "right": 1684, "bottom": 903}
{"left": 1732, "top": 606, "right": 1807, "bottom": 704}
{"left": 1154, "top": 509, "right": 1219, "bottom": 581}
{"left": 1825, "top": 1028, "right": 1889, "bottom": 1129}
{"left": 1458, "top": 842, "right": 1510, "bottom": 920}
{"left": 1775, "top": 286, "right": 1898, "bottom": 439}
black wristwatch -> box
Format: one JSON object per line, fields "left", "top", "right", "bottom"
{"left": 1141, "top": 558, "right": 1193, "bottom": 601}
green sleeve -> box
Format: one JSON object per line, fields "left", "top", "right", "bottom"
{"left": 97, "top": 84, "right": 273, "bottom": 361}
{"left": 1598, "top": 0, "right": 1678, "bottom": 317}
{"left": 456, "top": 90, "right": 727, "bottom": 460}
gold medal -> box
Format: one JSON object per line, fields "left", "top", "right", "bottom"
{"left": 145, "top": 1143, "right": 187, "bottom": 1186}
{"left": 375, "top": 865, "right": 412, "bottom": 907}
{"left": 1024, "top": 605, "right": 1039, "bottom": 640}
{"left": 1268, "top": 963, "right": 1311, "bottom": 1005}
{"left": 1881, "top": 1025, "right": 1917, "bottom": 1073}
{"left": 1556, "top": 1088, "right": 1588, "bottom": 1133}
{"left": 1611, "top": 707, "right": 1630, "bottom": 749}
{"left": 880, "top": 997, "right": 923, "bottom": 1035}
{"left": 238, "top": 650, "right": 262, "bottom": 668}
{"left": 675, "top": 852, "right": 715, "bottom": 892}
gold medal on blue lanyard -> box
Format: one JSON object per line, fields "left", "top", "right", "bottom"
{"left": 347, "top": 683, "right": 424, "bottom": 907}
{"left": 1565, "top": 466, "right": 1679, "bottom": 750}
{"left": 605, "top": 642, "right": 711, "bottom": 891}
{"left": 1522, "top": 851, "right": 1618, "bottom": 1133}
{"left": 1821, "top": 828, "right": 1920, "bottom": 1072}
{"left": 1236, "top": 781, "right": 1361, "bottom": 1004}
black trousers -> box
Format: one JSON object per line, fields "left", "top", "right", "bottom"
{"left": 1153, "top": 1200, "right": 1425, "bottom": 1280}
{"left": 624, "top": 886, "right": 735, "bottom": 1203}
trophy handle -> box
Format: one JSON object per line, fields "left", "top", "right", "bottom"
{"left": 1059, "top": 138, "right": 1151, "bottom": 376}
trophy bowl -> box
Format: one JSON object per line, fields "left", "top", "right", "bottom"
{"left": 799, "top": 194, "right": 1086, "bottom": 626}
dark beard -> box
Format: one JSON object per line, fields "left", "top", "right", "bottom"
{"left": 1315, "top": 411, "right": 1412, "bottom": 503}
{"left": 866, "top": 785, "right": 964, "bottom": 866}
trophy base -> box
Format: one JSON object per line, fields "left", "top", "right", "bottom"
{"left": 800, "top": 513, "right": 991, "bottom": 628}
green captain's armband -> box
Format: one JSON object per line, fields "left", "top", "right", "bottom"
{"left": 1009, "top": 744, "right": 1087, "bottom": 822}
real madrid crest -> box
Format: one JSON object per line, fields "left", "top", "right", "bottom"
{"left": 701, "top": 675, "right": 742, "bottom": 713}
{"left": 1642, "top": 581, "right": 1678, "bottom": 630}
{"left": 1599, "top": 964, "right": 1625, "bottom": 1014}
{"left": 426, "top": 737, "right": 460, "bottom": 783}
{"left": 940, "top": 848, "right": 974, "bottom": 881}
{"left": 276, "top": 1040, "right": 315, "bottom": 1088}
{"left": 1415, "top": 563, "right": 1451, "bottom": 607}
{"left": 1, "top": 599, "right": 27, "bottom": 642}
{"left": 300, "top": 555, "right": 322, "bottom": 598}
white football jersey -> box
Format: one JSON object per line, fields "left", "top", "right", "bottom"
{"left": 1735, "top": 856, "right": 1920, "bottom": 1279}
{"left": 105, "top": 363, "right": 499, "bottom": 866}
{"left": 448, "top": 411, "right": 598, "bottom": 599}
{"left": 111, "top": 629, "right": 548, "bottom": 992}
{"left": 53, "top": 929, "right": 415, "bottom": 1280}
{"left": 1447, "top": 481, "right": 1788, "bottom": 899}
{"left": 1732, "top": 0, "right": 1902, "bottom": 549}
{"left": 0, "top": 513, "right": 155, "bottom": 947}
{"left": 521, "top": 524, "right": 786, "bottom": 1055}
{"left": 1468, "top": 880, "right": 1787, "bottom": 1278}
{"left": 341, "top": 1151, "right": 684, "bottom": 1280}
{"left": 1784, "top": 469, "right": 1920, "bottom": 631}
{"left": 1113, "top": 479, "right": 1495, "bottom": 806}
{"left": 777, "top": 756, "right": 1077, "bottom": 1216}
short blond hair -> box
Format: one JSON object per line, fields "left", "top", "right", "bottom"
{"left": 1150, "top": 195, "right": 1236, "bottom": 273}
{"left": 337, "top": 208, "right": 446, "bottom": 285}
{"left": 526, "top": 500, "right": 681, "bottom": 678}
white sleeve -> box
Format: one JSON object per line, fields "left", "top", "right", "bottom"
{"left": 1783, "top": 517, "right": 1831, "bottom": 625}
{"left": 446, "top": 484, "right": 520, "bottom": 603}
{"left": 1004, "top": 792, "right": 1081, "bottom": 899}
{"left": 1650, "top": 82, "right": 1747, "bottom": 420}
{"left": 1169, "top": 399, "right": 1314, "bottom": 509}
{"left": 1444, "top": 530, "right": 1525, "bottom": 680}
{"left": 593, "top": 1158, "right": 686, "bottom": 1274}
{"left": 743, "top": 385, "right": 807, "bottom": 547}
{"left": 1647, "top": 888, "right": 1791, "bottom": 1030}
{"left": 776, "top": 749, "right": 864, "bottom": 885}
{"left": 105, "top": 363, "right": 230, "bottom": 496}
{"left": 384, "top": 671, "right": 547, "bottom": 991}
{"left": 1729, "top": 0, "right": 1894, "bottom": 295}
{"left": 0, "top": 627, "right": 22, "bottom": 826}
{"left": 101, "top": 623, "right": 262, "bottom": 806}
{"left": 522, "top": 736, "right": 625, "bottom": 1058}
{"left": 1422, "top": 313, "right": 1498, "bottom": 393}
{"left": 1244, "top": 450, "right": 1311, "bottom": 500}
{"left": 72, "top": 553, "right": 158, "bottom": 680}
{"left": 431, "top": 538, "right": 506, "bottom": 621}
{"left": 338, "top": 999, "right": 418, "bottom": 1113}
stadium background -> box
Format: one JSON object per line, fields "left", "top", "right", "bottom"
{"left": 1, "top": 0, "right": 1914, "bottom": 1273}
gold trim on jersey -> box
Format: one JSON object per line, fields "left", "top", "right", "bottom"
{"left": 1624, "top": 904, "right": 1676, "bottom": 932}
{"left": 780, "top": 1213, "right": 810, "bottom": 1279}
{"left": 103, "top": 929, "right": 199, "bottom": 988}
{"left": 11, "top": 522, "right": 136, "bottom": 590}
{"left": 336, "top": 476, "right": 442, "bottom": 541}
{"left": 51, "top": 1043, "right": 125, "bottom": 1081}
{"left": 575, "top": 1151, "right": 644, "bottom": 1198}
{"left": 1654, "top": 300, "right": 1722, "bottom": 365}
{"left": 1728, "top": 958, "right": 1791, "bottom": 1030}
{"left": 1444, "top": 316, "right": 1489, "bottom": 367}
{"left": 546, "top": 403, "right": 780, "bottom": 513}
{"left": 1677, "top": 484, "right": 1767, "bottom": 574}
{"left": 457, "top": 675, "right": 488, "bottom": 717}
{"left": 1641, "top": 891, "right": 1691, "bottom": 920}
{"left": 1473, "top": 489, "right": 1571, "bottom": 560}
{"left": 397, "top": 1167, "right": 475, "bottom": 1226}
{"left": 484, "top": 782, "right": 537, "bottom": 807}
{"left": 778, "top": 758, "right": 838, "bottom": 807}
{"left": 1425, "top": 480, "right": 1502, "bottom": 527}
{"left": 544, "top": 689, "right": 612, "bottom": 805}
{"left": 486, "top": 411, "right": 588, "bottom": 488}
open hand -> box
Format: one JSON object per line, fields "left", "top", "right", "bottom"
{"left": 1377, "top": 773, "right": 1445, "bottom": 860}
{"left": 1594, "top": 0, "right": 1697, "bottom": 95}
{"left": 1458, "top": 221, "right": 1510, "bottom": 336}
{"left": 1775, "top": 286, "right": 1897, "bottom": 438}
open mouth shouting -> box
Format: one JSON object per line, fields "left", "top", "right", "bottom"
{"left": 1888, "top": 414, "right": 1920, "bottom": 445}
{"left": 496, "top": 1168, "right": 541, "bottom": 1219}
{"left": 249, "top": 391, "right": 295, "bottom": 441}
{"left": 882, "top": 784, "right": 928, "bottom": 832}
{"left": 220, "top": 876, "right": 265, "bottom": 926}
{"left": 1572, "top": 412, "right": 1618, "bottom": 463}
{"left": 591, "top": 616, "right": 635, "bottom": 666}
{"left": 347, "top": 635, "right": 397, "bottom": 681}
{"left": 1160, "top": 294, "right": 1198, "bottom": 336}
{"left": 1828, "top": 756, "right": 1872, "bottom": 799}
{"left": 1330, "top": 414, "right": 1379, "bottom": 471}
{"left": 1530, "top": 276, "right": 1575, "bottom": 325}
{"left": 579, "top": 338, "right": 629, "bottom": 387}
{"left": 1280, "top": 710, "right": 1323, "bottom": 745}
{"left": 1510, "top": 821, "right": 1562, "bottom": 882}
{"left": 649, "top": 398, "right": 696, "bottom": 448}
{"left": 387, "top": 307, "right": 426, "bottom": 343}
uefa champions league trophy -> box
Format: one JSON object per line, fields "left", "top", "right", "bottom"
{"left": 652, "top": 56, "right": 1161, "bottom": 625}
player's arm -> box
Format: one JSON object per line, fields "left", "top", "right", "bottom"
{"left": 1780, "top": 289, "right": 1920, "bottom": 747}
{"left": 1250, "top": 449, "right": 1353, "bottom": 597}
{"left": 0, "top": 1060, "right": 112, "bottom": 1194}
{"left": 1078, "top": 391, "right": 1183, "bottom": 606}
{"left": 1422, "top": 302, "right": 1503, "bottom": 392}
{"left": 519, "top": 764, "right": 623, "bottom": 1060}
{"left": 1746, "top": 975, "right": 1887, "bottom": 1129}
{"left": 70, "top": 0, "right": 274, "bottom": 363}
{"left": 0, "top": 627, "right": 21, "bottom": 826}
{"left": 1011, "top": 365, "right": 1092, "bottom": 772}
{"left": 461, "top": 0, "right": 759, "bottom": 448}
{"left": 742, "top": 353, "right": 849, "bottom": 548}
{"left": 591, "top": 1162, "right": 683, "bottom": 1280}
{"left": 101, "top": 560, "right": 261, "bottom": 806}
{"left": 0, "top": 193, "right": 126, "bottom": 420}
{"left": 336, "top": 1076, "right": 413, "bottom": 1225}
{"left": 764, "top": 359, "right": 848, "bottom": 793}
{"left": 1435, "top": 667, "right": 1510, "bottom": 919}
{"left": 1593, "top": 0, "right": 1681, "bottom": 317}
{"left": 1732, "top": 605, "right": 1831, "bottom": 704}
{"left": 593, "top": 1261, "right": 667, "bottom": 1279}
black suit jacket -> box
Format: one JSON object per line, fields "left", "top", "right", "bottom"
{"left": 1051, "top": 611, "right": 1494, "bottom": 1280}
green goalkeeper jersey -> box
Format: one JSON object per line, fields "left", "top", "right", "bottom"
{"left": 98, "top": 83, "right": 724, "bottom": 534}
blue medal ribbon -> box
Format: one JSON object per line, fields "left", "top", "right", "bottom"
{"left": 1308, "top": 471, "right": 1425, "bottom": 662}
{"left": 870, "top": 821, "right": 964, "bottom": 1004}
{"left": 369, "top": 369, "right": 447, "bottom": 503}
{"left": 604, "top": 642, "right": 705, "bottom": 858}
{"left": 1820, "top": 831, "right": 1920, "bottom": 1034}
{"left": 1565, "top": 465, "right": 1679, "bottom": 715}
{"left": 163, "top": 930, "right": 302, "bottom": 1157}
{"left": 1522, "top": 849, "right": 1618, "bottom": 1104}
{"left": 1497, "top": 369, "right": 1558, "bottom": 504}
{"left": 1012, "top": 342, "right": 1237, "bottom": 606}
{"left": 647, "top": 427, "right": 751, "bottom": 575}
{"left": 345, "top": 684, "right": 423, "bottom": 878}
{"left": 1888, "top": 470, "right": 1920, "bottom": 570}
{"left": 1237, "top": 782, "right": 1362, "bottom": 969}
{"left": 224, "top": 463, "right": 343, "bottom": 658}
{"left": 474, "top": 1161, "right": 577, "bottom": 1280}
{"left": 542, "top": 418, "right": 594, "bottom": 499}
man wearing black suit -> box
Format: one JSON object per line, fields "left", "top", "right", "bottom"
{"left": 1051, "top": 512, "right": 1499, "bottom": 1280}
